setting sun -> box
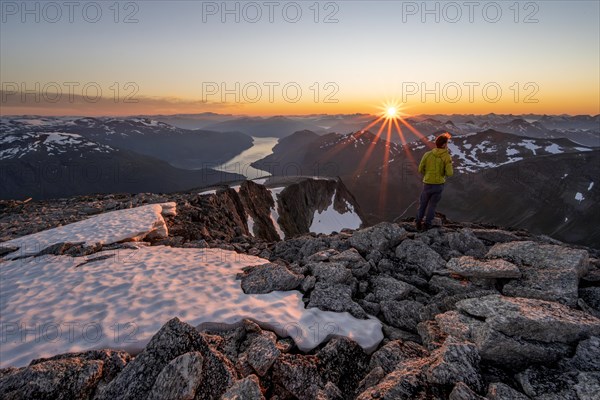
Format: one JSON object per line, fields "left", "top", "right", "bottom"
{"left": 386, "top": 107, "right": 398, "bottom": 118}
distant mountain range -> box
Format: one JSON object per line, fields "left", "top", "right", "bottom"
{"left": 0, "top": 117, "right": 247, "bottom": 200}
{"left": 201, "top": 116, "right": 327, "bottom": 138}
{"left": 147, "top": 112, "right": 599, "bottom": 147}
{"left": 1, "top": 116, "right": 253, "bottom": 169}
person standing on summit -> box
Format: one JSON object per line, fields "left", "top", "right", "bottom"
{"left": 415, "top": 133, "right": 453, "bottom": 230}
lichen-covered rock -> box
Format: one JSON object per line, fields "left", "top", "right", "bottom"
{"left": 301, "top": 275, "right": 317, "bottom": 291}
{"left": 349, "top": 222, "right": 407, "bottom": 254}
{"left": 368, "top": 340, "right": 429, "bottom": 373}
{"left": 560, "top": 336, "right": 600, "bottom": 372}
{"left": 574, "top": 371, "right": 600, "bottom": 400}
{"left": 315, "top": 382, "right": 344, "bottom": 400}
{"left": 417, "top": 320, "right": 448, "bottom": 350}
{"left": 220, "top": 374, "right": 265, "bottom": 400}
{"left": 436, "top": 295, "right": 600, "bottom": 367}
{"left": 420, "top": 290, "right": 498, "bottom": 321}
{"left": 0, "top": 357, "right": 103, "bottom": 400}
{"left": 471, "top": 229, "right": 520, "bottom": 244}
{"left": 516, "top": 365, "right": 578, "bottom": 399}
{"left": 446, "top": 256, "right": 521, "bottom": 279}
{"left": 272, "top": 354, "right": 323, "bottom": 400}
{"left": 428, "top": 275, "right": 479, "bottom": 294}
{"left": 356, "top": 366, "right": 386, "bottom": 394}
{"left": 456, "top": 295, "right": 600, "bottom": 344}
{"left": 96, "top": 317, "right": 236, "bottom": 400}
{"left": 449, "top": 382, "right": 486, "bottom": 400}
{"left": 447, "top": 229, "right": 487, "bottom": 258}
{"left": 239, "top": 263, "right": 304, "bottom": 294}
{"left": 147, "top": 352, "right": 204, "bottom": 400}
{"left": 28, "top": 349, "right": 131, "bottom": 384}
{"left": 358, "top": 299, "right": 381, "bottom": 316}
{"left": 425, "top": 337, "right": 483, "bottom": 393}
{"left": 316, "top": 336, "right": 370, "bottom": 399}
{"left": 308, "top": 282, "right": 367, "bottom": 319}
{"left": 395, "top": 239, "right": 446, "bottom": 277}
{"left": 329, "top": 248, "right": 366, "bottom": 266}
{"left": 579, "top": 287, "right": 600, "bottom": 311}
{"left": 308, "top": 261, "right": 353, "bottom": 285}
{"left": 487, "top": 241, "right": 589, "bottom": 306}
{"left": 380, "top": 300, "right": 424, "bottom": 332}
{"left": 371, "top": 275, "right": 415, "bottom": 302}
{"left": 246, "top": 332, "right": 280, "bottom": 376}
{"left": 355, "top": 359, "right": 435, "bottom": 400}
{"left": 299, "top": 238, "right": 331, "bottom": 260}
{"left": 485, "top": 382, "right": 530, "bottom": 400}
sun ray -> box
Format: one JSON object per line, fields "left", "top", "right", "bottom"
{"left": 393, "top": 118, "right": 418, "bottom": 167}
{"left": 353, "top": 117, "right": 387, "bottom": 179}
{"left": 378, "top": 118, "right": 393, "bottom": 212}
{"left": 398, "top": 118, "right": 434, "bottom": 149}
{"left": 320, "top": 115, "right": 386, "bottom": 163}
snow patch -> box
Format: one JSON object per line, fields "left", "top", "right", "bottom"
{"left": 587, "top": 182, "right": 594, "bottom": 191}
{"left": 269, "top": 187, "right": 286, "bottom": 240}
{"left": 309, "top": 191, "right": 362, "bottom": 234}
{"left": 253, "top": 178, "right": 268, "bottom": 185}
{"left": 544, "top": 143, "right": 563, "bottom": 154}
{"left": 521, "top": 140, "right": 541, "bottom": 155}
{"left": 0, "top": 246, "right": 382, "bottom": 367}
{"left": 2, "top": 203, "right": 175, "bottom": 259}
{"left": 575, "top": 192, "right": 585, "bottom": 202}
{"left": 247, "top": 214, "right": 255, "bottom": 236}
{"left": 43, "top": 132, "right": 83, "bottom": 145}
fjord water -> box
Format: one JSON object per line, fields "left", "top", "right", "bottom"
{"left": 214, "top": 136, "right": 279, "bottom": 179}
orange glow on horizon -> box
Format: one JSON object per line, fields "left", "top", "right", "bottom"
{"left": 3, "top": 90, "right": 599, "bottom": 117}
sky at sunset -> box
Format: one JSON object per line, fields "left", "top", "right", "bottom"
{"left": 1, "top": 0, "right": 599, "bottom": 116}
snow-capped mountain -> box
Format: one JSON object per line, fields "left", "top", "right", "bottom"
{"left": 295, "top": 113, "right": 599, "bottom": 147}
{"left": 0, "top": 130, "right": 115, "bottom": 160}
{"left": 1, "top": 116, "right": 253, "bottom": 169}
{"left": 203, "top": 115, "right": 327, "bottom": 138}
{"left": 406, "top": 130, "right": 593, "bottom": 173}
{"left": 0, "top": 124, "right": 244, "bottom": 200}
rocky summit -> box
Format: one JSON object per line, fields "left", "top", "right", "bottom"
{"left": 1, "top": 179, "right": 599, "bottom": 399}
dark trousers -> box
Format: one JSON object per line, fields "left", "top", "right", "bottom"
{"left": 416, "top": 184, "right": 444, "bottom": 225}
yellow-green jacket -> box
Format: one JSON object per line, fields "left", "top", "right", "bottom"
{"left": 418, "top": 148, "right": 453, "bottom": 184}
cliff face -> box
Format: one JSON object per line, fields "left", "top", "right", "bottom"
{"left": 270, "top": 177, "right": 365, "bottom": 238}
{"left": 180, "top": 177, "right": 365, "bottom": 243}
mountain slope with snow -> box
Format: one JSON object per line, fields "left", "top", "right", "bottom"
{"left": 1, "top": 116, "right": 254, "bottom": 169}
{"left": 0, "top": 128, "right": 244, "bottom": 201}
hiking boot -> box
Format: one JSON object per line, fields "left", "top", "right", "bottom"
{"left": 415, "top": 220, "right": 423, "bottom": 231}
{"left": 424, "top": 223, "right": 433, "bottom": 231}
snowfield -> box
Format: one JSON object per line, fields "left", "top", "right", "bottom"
{"left": 0, "top": 203, "right": 382, "bottom": 368}
{"left": 2, "top": 203, "right": 176, "bottom": 259}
